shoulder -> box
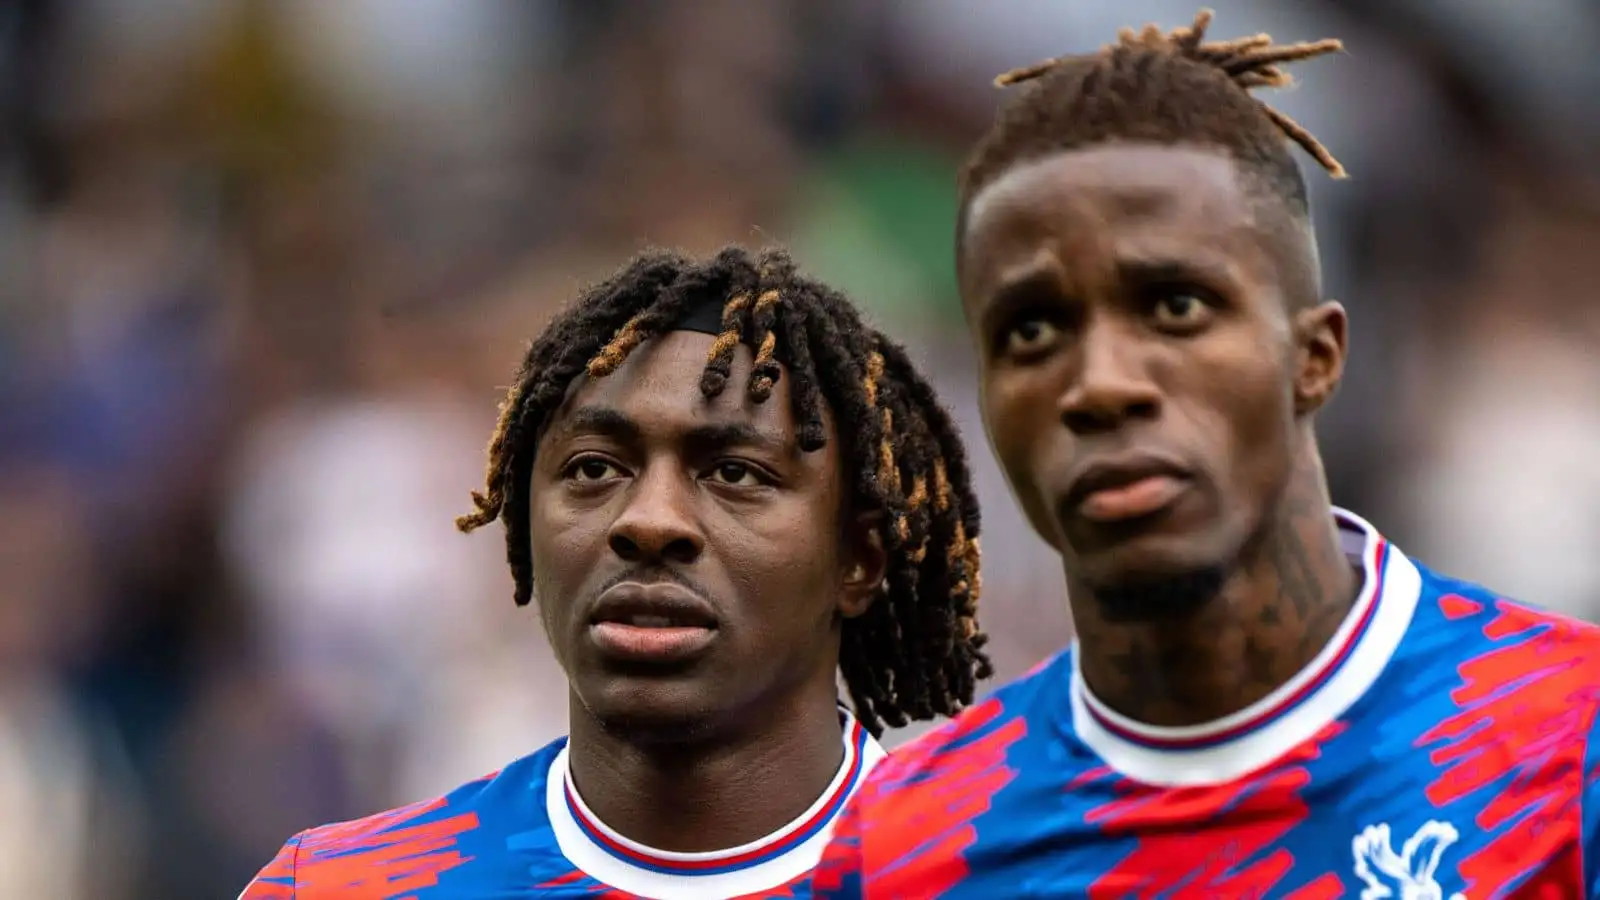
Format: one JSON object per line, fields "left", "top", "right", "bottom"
{"left": 816, "top": 661, "right": 1058, "bottom": 897}
{"left": 856, "top": 654, "right": 1059, "bottom": 810}
{"left": 238, "top": 836, "right": 300, "bottom": 899}
{"left": 241, "top": 739, "right": 566, "bottom": 898}
{"left": 1405, "top": 564, "right": 1600, "bottom": 718}
{"left": 311, "top": 739, "right": 560, "bottom": 842}
{"left": 1411, "top": 562, "right": 1600, "bottom": 656}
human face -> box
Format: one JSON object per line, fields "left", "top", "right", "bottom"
{"left": 528, "top": 330, "right": 881, "bottom": 737}
{"left": 958, "top": 144, "right": 1339, "bottom": 613}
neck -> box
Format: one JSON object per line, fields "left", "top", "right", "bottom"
{"left": 564, "top": 682, "right": 846, "bottom": 852}
{"left": 1072, "top": 452, "right": 1361, "bottom": 727}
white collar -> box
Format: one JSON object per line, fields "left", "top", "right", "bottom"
{"left": 547, "top": 709, "right": 884, "bottom": 899}
{"left": 1070, "top": 507, "right": 1422, "bottom": 786}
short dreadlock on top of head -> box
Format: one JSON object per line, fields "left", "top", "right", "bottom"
{"left": 960, "top": 8, "right": 1346, "bottom": 222}
{"left": 456, "top": 245, "right": 992, "bottom": 736}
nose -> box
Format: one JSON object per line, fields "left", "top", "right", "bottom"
{"left": 607, "top": 465, "right": 704, "bottom": 565}
{"left": 1058, "top": 320, "right": 1162, "bottom": 434}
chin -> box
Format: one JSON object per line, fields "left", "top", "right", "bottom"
{"left": 1083, "top": 564, "right": 1227, "bottom": 622}
{"left": 1072, "top": 532, "right": 1234, "bottom": 623}
{"left": 577, "top": 678, "right": 723, "bottom": 745}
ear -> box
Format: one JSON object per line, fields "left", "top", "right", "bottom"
{"left": 1291, "top": 299, "right": 1347, "bottom": 416}
{"left": 838, "top": 512, "right": 888, "bottom": 619}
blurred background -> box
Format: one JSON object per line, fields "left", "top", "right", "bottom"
{"left": 0, "top": 0, "right": 1595, "bottom": 896}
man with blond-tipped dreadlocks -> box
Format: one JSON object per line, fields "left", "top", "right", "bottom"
{"left": 240, "top": 246, "right": 990, "bottom": 900}
{"left": 814, "top": 10, "right": 1600, "bottom": 897}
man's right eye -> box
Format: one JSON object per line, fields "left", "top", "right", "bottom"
{"left": 1001, "top": 318, "right": 1063, "bottom": 358}
{"left": 566, "top": 457, "right": 623, "bottom": 481}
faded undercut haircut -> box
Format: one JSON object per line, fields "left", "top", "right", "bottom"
{"left": 960, "top": 8, "right": 1347, "bottom": 221}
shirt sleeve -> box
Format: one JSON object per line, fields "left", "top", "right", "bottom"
{"left": 810, "top": 795, "right": 866, "bottom": 900}
{"left": 238, "top": 832, "right": 302, "bottom": 900}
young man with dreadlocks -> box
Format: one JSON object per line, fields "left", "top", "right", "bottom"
{"left": 814, "top": 10, "right": 1600, "bottom": 898}
{"left": 239, "top": 245, "right": 990, "bottom": 900}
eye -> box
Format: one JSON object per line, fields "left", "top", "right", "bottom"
{"left": 706, "top": 461, "right": 764, "bottom": 487}
{"left": 565, "top": 456, "right": 624, "bottom": 482}
{"left": 1149, "top": 289, "right": 1212, "bottom": 329}
{"left": 1000, "top": 317, "right": 1063, "bottom": 358}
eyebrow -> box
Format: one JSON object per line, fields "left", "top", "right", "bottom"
{"left": 554, "top": 405, "right": 798, "bottom": 457}
{"left": 1113, "top": 255, "right": 1239, "bottom": 289}
{"left": 982, "top": 251, "right": 1240, "bottom": 317}
{"left": 979, "top": 267, "right": 1062, "bottom": 333}
{"left": 687, "top": 421, "right": 797, "bottom": 458}
{"left": 557, "top": 406, "right": 641, "bottom": 442}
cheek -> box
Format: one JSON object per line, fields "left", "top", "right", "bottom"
{"left": 982, "top": 377, "right": 1066, "bottom": 540}
{"left": 1201, "top": 350, "right": 1298, "bottom": 498}
{"left": 720, "top": 506, "right": 839, "bottom": 596}
{"left": 980, "top": 377, "right": 1043, "bottom": 475}
{"left": 529, "top": 494, "right": 610, "bottom": 615}
{"left": 708, "top": 497, "right": 844, "bottom": 647}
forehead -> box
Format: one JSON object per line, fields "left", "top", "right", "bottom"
{"left": 551, "top": 330, "right": 800, "bottom": 436}
{"left": 959, "top": 144, "right": 1270, "bottom": 297}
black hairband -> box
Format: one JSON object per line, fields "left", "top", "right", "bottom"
{"left": 672, "top": 299, "right": 729, "bottom": 337}
{"left": 666, "top": 297, "right": 790, "bottom": 366}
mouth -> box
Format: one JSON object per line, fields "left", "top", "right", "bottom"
{"left": 1064, "top": 453, "right": 1192, "bottom": 524}
{"left": 587, "top": 581, "right": 719, "bottom": 664}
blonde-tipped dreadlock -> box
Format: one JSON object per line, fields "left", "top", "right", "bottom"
{"left": 455, "top": 245, "right": 991, "bottom": 736}
{"left": 961, "top": 8, "right": 1346, "bottom": 217}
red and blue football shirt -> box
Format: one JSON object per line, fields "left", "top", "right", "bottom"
{"left": 242, "top": 710, "right": 882, "bottom": 899}
{"left": 814, "top": 508, "right": 1600, "bottom": 898}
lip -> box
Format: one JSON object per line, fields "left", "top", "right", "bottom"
{"left": 590, "top": 581, "right": 719, "bottom": 628}
{"left": 1063, "top": 452, "right": 1192, "bottom": 522}
{"left": 587, "top": 581, "right": 719, "bottom": 664}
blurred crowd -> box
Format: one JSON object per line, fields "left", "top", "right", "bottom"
{"left": 0, "top": 1, "right": 1595, "bottom": 897}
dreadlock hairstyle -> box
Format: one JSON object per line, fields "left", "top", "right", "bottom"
{"left": 960, "top": 8, "right": 1346, "bottom": 221}
{"left": 455, "top": 245, "right": 992, "bottom": 735}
